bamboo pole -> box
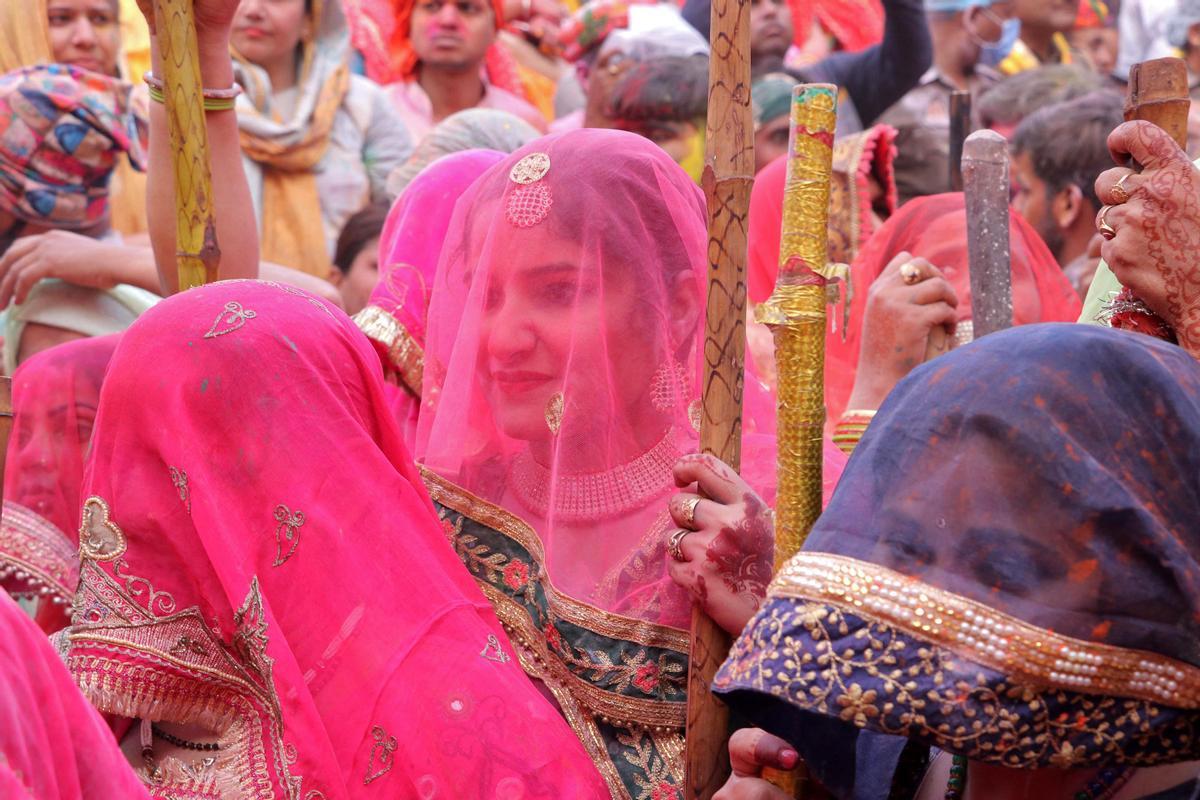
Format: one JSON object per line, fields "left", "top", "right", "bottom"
{"left": 683, "top": 0, "right": 753, "bottom": 791}
{"left": 948, "top": 90, "right": 971, "bottom": 192}
{"left": 153, "top": 0, "right": 220, "bottom": 291}
{"left": 756, "top": 84, "right": 838, "bottom": 571}
{"left": 962, "top": 130, "right": 1013, "bottom": 338}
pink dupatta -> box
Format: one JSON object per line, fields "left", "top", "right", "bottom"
{"left": 65, "top": 280, "right": 606, "bottom": 798}
{"left": 357, "top": 149, "right": 505, "bottom": 446}
{"left": 0, "top": 590, "right": 149, "bottom": 799}
{"left": 0, "top": 335, "right": 118, "bottom": 633}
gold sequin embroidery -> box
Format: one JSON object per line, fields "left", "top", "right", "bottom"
{"left": 78, "top": 496, "right": 126, "bottom": 562}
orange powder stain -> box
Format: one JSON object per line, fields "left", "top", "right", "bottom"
{"left": 1067, "top": 559, "right": 1098, "bottom": 583}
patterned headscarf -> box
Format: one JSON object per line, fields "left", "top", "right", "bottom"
{"left": 0, "top": 64, "right": 144, "bottom": 230}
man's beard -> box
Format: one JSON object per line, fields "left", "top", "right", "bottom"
{"left": 1035, "top": 217, "right": 1066, "bottom": 265}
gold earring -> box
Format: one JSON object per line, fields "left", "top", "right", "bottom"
{"left": 545, "top": 392, "right": 564, "bottom": 435}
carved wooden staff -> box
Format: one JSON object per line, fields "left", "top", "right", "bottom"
{"left": 1107, "top": 57, "right": 1189, "bottom": 340}
{"left": 757, "top": 84, "right": 838, "bottom": 570}
{"left": 948, "top": 90, "right": 971, "bottom": 192}
{"left": 153, "top": 0, "right": 220, "bottom": 291}
{"left": 684, "top": 0, "right": 753, "bottom": 789}
{"left": 962, "top": 130, "right": 1013, "bottom": 338}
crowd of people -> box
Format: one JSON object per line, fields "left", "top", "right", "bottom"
{"left": 1, "top": 0, "right": 1199, "bottom": 797}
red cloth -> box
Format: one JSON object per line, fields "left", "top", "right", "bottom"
{"left": 0, "top": 591, "right": 150, "bottom": 799}
{"left": 65, "top": 281, "right": 607, "bottom": 797}
{"left": 825, "top": 193, "right": 1083, "bottom": 419}
{"left": 345, "top": 0, "right": 516, "bottom": 89}
{"left": 790, "top": 0, "right": 884, "bottom": 52}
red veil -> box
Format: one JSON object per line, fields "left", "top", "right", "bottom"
{"left": 65, "top": 281, "right": 605, "bottom": 798}
{"left": 823, "top": 193, "right": 1082, "bottom": 419}
{"left": 0, "top": 335, "right": 118, "bottom": 632}
{"left": 412, "top": 129, "right": 840, "bottom": 797}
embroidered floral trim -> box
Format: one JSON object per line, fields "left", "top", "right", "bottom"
{"left": 204, "top": 301, "right": 258, "bottom": 339}
{"left": 363, "top": 726, "right": 397, "bottom": 785}
{"left": 770, "top": 553, "right": 1200, "bottom": 708}
{"left": 67, "top": 501, "right": 300, "bottom": 798}
{"left": 353, "top": 305, "right": 424, "bottom": 397}
{"left": 423, "top": 471, "right": 687, "bottom": 800}
{"left": 271, "top": 505, "right": 305, "bottom": 567}
{"left": 168, "top": 467, "right": 191, "bottom": 515}
{"left": 78, "top": 496, "right": 127, "bottom": 562}
{"left": 0, "top": 501, "right": 77, "bottom": 603}
{"left": 480, "top": 634, "right": 511, "bottom": 663}
{"left": 715, "top": 599, "right": 1200, "bottom": 769}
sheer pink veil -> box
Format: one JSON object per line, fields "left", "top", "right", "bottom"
{"left": 0, "top": 591, "right": 149, "bottom": 799}
{"left": 415, "top": 129, "right": 805, "bottom": 630}
{"left": 65, "top": 281, "right": 606, "bottom": 797}
{"left": 359, "top": 149, "right": 507, "bottom": 446}
{"left": 0, "top": 334, "right": 118, "bottom": 630}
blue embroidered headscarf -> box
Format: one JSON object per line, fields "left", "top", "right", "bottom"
{"left": 717, "top": 323, "right": 1200, "bottom": 773}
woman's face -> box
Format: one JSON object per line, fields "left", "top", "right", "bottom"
{"left": 12, "top": 361, "right": 99, "bottom": 520}
{"left": 475, "top": 221, "right": 660, "bottom": 444}
{"left": 47, "top": 0, "right": 121, "bottom": 77}
{"left": 231, "top": 0, "right": 309, "bottom": 72}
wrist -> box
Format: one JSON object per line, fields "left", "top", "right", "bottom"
{"left": 196, "top": 32, "right": 235, "bottom": 86}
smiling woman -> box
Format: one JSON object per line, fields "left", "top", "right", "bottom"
{"left": 414, "top": 128, "right": 789, "bottom": 799}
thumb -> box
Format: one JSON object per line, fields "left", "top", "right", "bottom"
{"left": 729, "top": 728, "right": 799, "bottom": 778}
{"left": 1107, "top": 120, "right": 1190, "bottom": 172}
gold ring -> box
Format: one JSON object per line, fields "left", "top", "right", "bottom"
{"left": 1097, "top": 205, "right": 1117, "bottom": 240}
{"left": 900, "top": 261, "right": 923, "bottom": 285}
{"left": 667, "top": 529, "right": 692, "bottom": 562}
{"left": 678, "top": 496, "right": 701, "bottom": 529}
{"left": 1111, "top": 172, "right": 1134, "bottom": 205}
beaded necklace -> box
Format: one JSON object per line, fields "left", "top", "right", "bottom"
{"left": 945, "top": 755, "right": 1133, "bottom": 800}
{"left": 509, "top": 428, "right": 681, "bottom": 522}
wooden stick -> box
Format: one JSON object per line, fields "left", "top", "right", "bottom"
{"left": 948, "top": 90, "right": 971, "bottom": 192}
{"left": 962, "top": 130, "right": 1012, "bottom": 338}
{"left": 153, "top": 0, "right": 220, "bottom": 291}
{"left": 1125, "top": 58, "right": 1190, "bottom": 152}
{"left": 684, "top": 0, "right": 753, "bottom": 791}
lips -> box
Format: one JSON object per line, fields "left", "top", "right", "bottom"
{"left": 69, "top": 57, "right": 103, "bottom": 74}
{"left": 238, "top": 27, "right": 269, "bottom": 39}
{"left": 490, "top": 370, "right": 553, "bottom": 395}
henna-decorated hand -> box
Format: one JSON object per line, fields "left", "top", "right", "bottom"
{"left": 712, "top": 729, "right": 798, "bottom": 800}
{"left": 1095, "top": 121, "right": 1200, "bottom": 358}
{"left": 845, "top": 252, "right": 958, "bottom": 411}
{"left": 665, "top": 453, "right": 774, "bottom": 637}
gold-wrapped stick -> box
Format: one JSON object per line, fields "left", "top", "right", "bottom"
{"left": 756, "top": 84, "right": 838, "bottom": 571}
{"left": 684, "top": 0, "right": 753, "bottom": 790}
{"left": 152, "top": 0, "right": 220, "bottom": 291}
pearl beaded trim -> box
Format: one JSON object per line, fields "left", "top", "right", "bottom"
{"left": 771, "top": 553, "right": 1200, "bottom": 708}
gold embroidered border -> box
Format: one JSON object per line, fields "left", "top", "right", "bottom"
{"left": 487, "top": 584, "right": 634, "bottom": 800}
{"left": 0, "top": 501, "right": 76, "bottom": 602}
{"left": 773, "top": 553, "right": 1200, "bottom": 708}
{"left": 354, "top": 305, "right": 424, "bottom": 397}
{"left": 421, "top": 468, "right": 690, "bottom": 653}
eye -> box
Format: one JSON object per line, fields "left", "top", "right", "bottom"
{"left": 484, "top": 282, "right": 503, "bottom": 311}
{"left": 47, "top": 10, "right": 72, "bottom": 25}
{"left": 768, "top": 128, "right": 789, "bottom": 146}
{"left": 537, "top": 279, "right": 578, "bottom": 305}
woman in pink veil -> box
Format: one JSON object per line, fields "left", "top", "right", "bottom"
{"left": 64, "top": 281, "right": 606, "bottom": 798}
{"left": 413, "top": 129, "right": 841, "bottom": 798}
{"left": 0, "top": 334, "right": 118, "bottom": 633}
{"left": 0, "top": 590, "right": 150, "bottom": 799}
{"left": 357, "top": 149, "right": 507, "bottom": 446}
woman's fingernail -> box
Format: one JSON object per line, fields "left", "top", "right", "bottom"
{"left": 779, "top": 749, "right": 798, "bottom": 769}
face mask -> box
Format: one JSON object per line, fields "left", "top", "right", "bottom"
{"left": 977, "top": 15, "right": 1021, "bottom": 67}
